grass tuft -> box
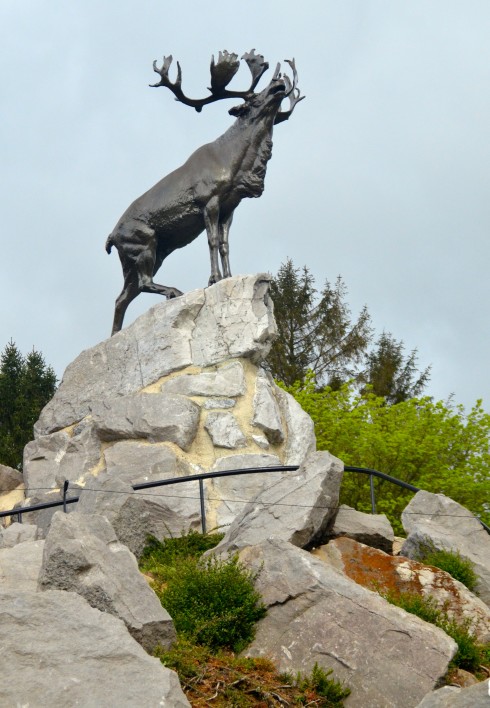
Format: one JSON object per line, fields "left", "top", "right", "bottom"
{"left": 383, "top": 590, "right": 489, "bottom": 673}
{"left": 417, "top": 546, "right": 479, "bottom": 593}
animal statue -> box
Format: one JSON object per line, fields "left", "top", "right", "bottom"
{"left": 106, "top": 50, "right": 303, "bottom": 335}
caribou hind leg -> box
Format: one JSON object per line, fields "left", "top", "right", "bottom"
{"left": 109, "top": 224, "right": 182, "bottom": 335}
{"left": 112, "top": 273, "right": 140, "bottom": 336}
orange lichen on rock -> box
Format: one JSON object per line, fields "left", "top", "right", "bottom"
{"left": 312, "top": 537, "right": 490, "bottom": 641}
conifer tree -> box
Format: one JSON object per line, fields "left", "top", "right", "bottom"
{"left": 266, "top": 259, "right": 372, "bottom": 387}
{"left": 0, "top": 341, "right": 57, "bottom": 469}
{"left": 363, "top": 332, "right": 431, "bottom": 404}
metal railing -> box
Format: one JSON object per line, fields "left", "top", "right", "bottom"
{"left": 0, "top": 465, "right": 300, "bottom": 534}
{"left": 344, "top": 465, "right": 420, "bottom": 514}
{"left": 1, "top": 464, "right": 488, "bottom": 535}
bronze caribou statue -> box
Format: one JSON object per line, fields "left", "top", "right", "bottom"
{"left": 106, "top": 50, "right": 303, "bottom": 335}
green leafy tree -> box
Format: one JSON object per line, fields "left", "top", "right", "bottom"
{"left": 267, "top": 259, "right": 372, "bottom": 387}
{"left": 362, "top": 331, "right": 431, "bottom": 404}
{"left": 0, "top": 341, "right": 57, "bottom": 469}
{"left": 283, "top": 375, "right": 490, "bottom": 533}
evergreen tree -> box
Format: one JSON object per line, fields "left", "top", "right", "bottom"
{"left": 0, "top": 341, "right": 57, "bottom": 469}
{"left": 266, "top": 259, "right": 372, "bottom": 387}
{"left": 363, "top": 332, "right": 431, "bottom": 404}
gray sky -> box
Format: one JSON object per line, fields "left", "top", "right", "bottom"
{"left": 1, "top": 1, "right": 489, "bottom": 410}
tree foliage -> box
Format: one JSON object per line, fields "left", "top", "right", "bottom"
{"left": 267, "top": 260, "right": 430, "bottom": 404}
{"left": 283, "top": 375, "right": 490, "bottom": 533}
{"left": 266, "top": 259, "right": 372, "bottom": 387}
{"left": 362, "top": 331, "right": 431, "bottom": 404}
{"left": 0, "top": 341, "right": 57, "bottom": 469}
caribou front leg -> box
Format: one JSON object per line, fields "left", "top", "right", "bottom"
{"left": 204, "top": 197, "right": 222, "bottom": 285}
{"left": 219, "top": 211, "right": 234, "bottom": 278}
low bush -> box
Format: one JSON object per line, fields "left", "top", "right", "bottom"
{"left": 140, "top": 531, "right": 265, "bottom": 652}
{"left": 159, "top": 554, "right": 266, "bottom": 652}
{"left": 281, "top": 662, "right": 351, "bottom": 705}
{"left": 439, "top": 618, "right": 486, "bottom": 672}
{"left": 383, "top": 590, "right": 441, "bottom": 625}
{"left": 140, "top": 530, "right": 224, "bottom": 569}
{"left": 417, "top": 547, "right": 478, "bottom": 593}
{"left": 383, "top": 590, "right": 488, "bottom": 673}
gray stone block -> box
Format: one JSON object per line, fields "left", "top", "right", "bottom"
{"left": 328, "top": 504, "right": 395, "bottom": 553}
{"left": 401, "top": 492, "right": 490, "bottom": 605}
{"left": 239, "top": 539, "right": 457, "bottom": 708}
{"left": 0, "top": 521, "right": 40, "bottom": 548}
{"left": 90, "top": 393, "right": 200, "bottom": 450}
{"left": 161, "top": 361, "right": 246, "bottom": 397}
{"left": 204, "top": 411, "right": 247, "bottom": 449}
{"left": 207, "top": 453, "right": 283, "bottom": 529}
{"left": 214, "top": 450, "right": 343, "bottom": 552}
{"left": 0, "top": 590, "right": 189, "bottom": 707}
{"left": 275, "top": 385, "right": 316, "bottom": 464}
{"left": 416, "top": 681, "right": 490, "bottom": 707}
{"left": 38, "top": 511, "right": 176, "bottom": 652}
{"left": 252, "top": 369, "right": 284, "bottom": 443}
{"left": 0, "top": 539, "right": 45, "bottom": 591}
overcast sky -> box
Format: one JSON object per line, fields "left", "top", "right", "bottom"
{"left": 1, "top": 1, "right": 489, "bottom": 411}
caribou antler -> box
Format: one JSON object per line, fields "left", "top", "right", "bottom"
{"left": 150, "top": 49, "right": 270, "bottom": 111}
{"left": 274, "top": 59, "right": 305, "bottom": 124}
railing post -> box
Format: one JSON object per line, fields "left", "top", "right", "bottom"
{"left": 199, "top": 478, "right": 207, "bottom": 534}
{"left": 63, "top": 480, "right": 69, "bottom": 513}
{"left": 369, "top": 474, "right": 376, "bottom": 514}
{"left": 16, "top": 512, "right": 22, "bottom": 524}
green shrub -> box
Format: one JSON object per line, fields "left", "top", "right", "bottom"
{"left": 383, "top": 591, "right": 441, "bottom": 625}
{"left": 140, "top": 531, "right": 265, "bottom": 652}
{"left": 418, "top": 547, "right": 479, "bottom": 593}
{"left": 279, "top": 663, "right": 350, "bottom": 706}
{"left": 301, "top": 662, "right": 351, "bottom": 705}
{"left": 440, "top": 618, "right": 484, "bottom": 672}
{"left": 159, "top": 554, "right": 266, "bottom": 652}
{"left": 140, "top": 530, "right": 224, "bottom": 570}
{"left": 383, "top": 590, "right": 487, "bottom": 673}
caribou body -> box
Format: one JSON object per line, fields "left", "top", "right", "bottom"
{"left": 106, "top": 50, "right": 303, "bottom": 335}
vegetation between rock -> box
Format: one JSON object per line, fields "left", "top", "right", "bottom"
{"left": 383, "top": 590, "right": 489, "bottom": 675}
{"left": 140, "top": 531, "right": 351, "bottom": 706}
{"left": 415, "top": 545, "right": 479, "bottom": 593}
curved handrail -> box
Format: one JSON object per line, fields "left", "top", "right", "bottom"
{"left": 1, "top": 464, "right": 488, "bottom": 535}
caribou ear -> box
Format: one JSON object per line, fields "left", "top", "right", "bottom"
{"left": 229, "top": 102, "right": 250, "bottom": 117}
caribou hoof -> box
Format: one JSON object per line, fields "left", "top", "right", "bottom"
{"left": 208, "top": 274, "right": 222, "bottom": 287}
{"left": 167, "top": 287, "right": 183, "bottom": 299}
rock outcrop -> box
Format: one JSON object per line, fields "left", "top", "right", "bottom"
{"left": 326, "top": 503, "right": 395, "bottom": 553}
{"left": 314, "top": 537, "right": 490, "bottom": 642}
{"left": 213, "top": 450, "right": 343, "bottom": 554}
{"left": 415, "top": 680, "right": 490, "bottom": 707}
{"left": 22, "top": 275, "right": 316, "bottom": 540}
{"left": 401, "top": 491, "right": 490, "bottom": 606}
{"left": 239, "top": 538, "right": 457, "bottom": 708}
{"left": 38, "top": 511, "right": 176, "bottom": 652}
{"left": 0, "top": 590, "right": 189, "bottom": 707}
